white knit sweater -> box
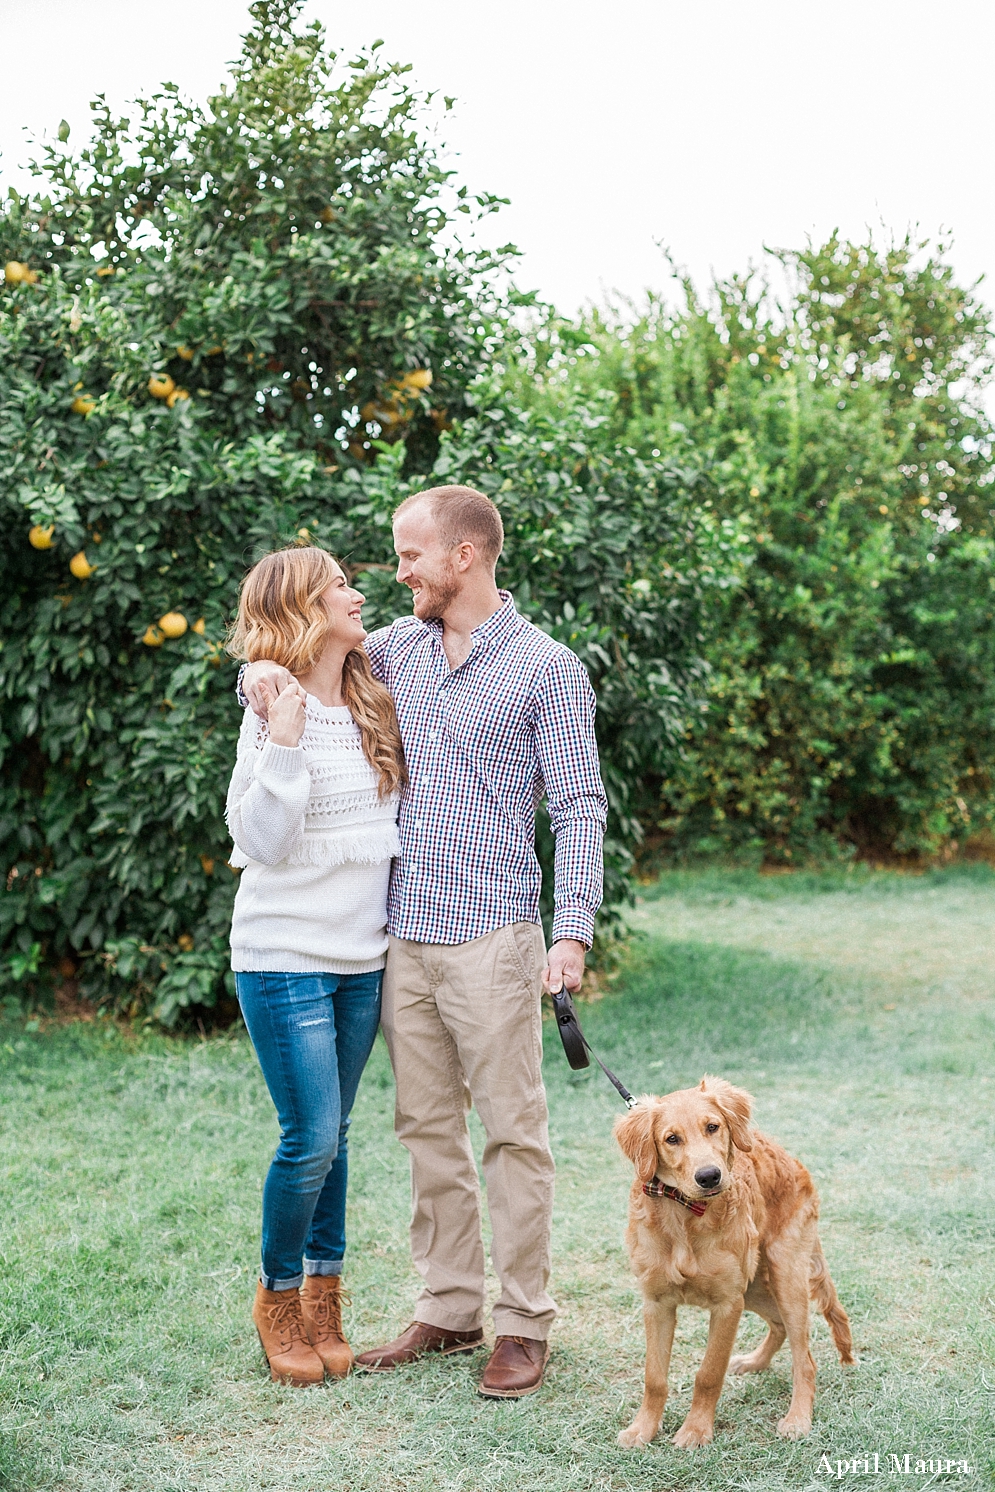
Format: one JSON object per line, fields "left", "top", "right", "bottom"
{"left": 226, "top": 697, "right": 400, "bottom": 974}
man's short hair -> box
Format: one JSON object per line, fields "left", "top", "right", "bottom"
{"left": 394, "top": 485, "right": 504, "bottom": 565}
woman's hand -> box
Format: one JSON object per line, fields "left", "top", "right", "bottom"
{"left": 243, "top": 660, "right": 294, "bottom": 718}
{"left": 267, "top": 681, "right": 307, "bottom": 748}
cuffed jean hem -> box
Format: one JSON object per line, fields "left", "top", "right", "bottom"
{"left": 303, "top": 1258, "right": 344, "bottom": 1277}
{"left": 260, "top": 1271, "right": 304, "bottom": 1292}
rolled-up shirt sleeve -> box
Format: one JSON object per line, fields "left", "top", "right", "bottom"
{"left": 533, "top": 653, "right": 607, "bottom": 947}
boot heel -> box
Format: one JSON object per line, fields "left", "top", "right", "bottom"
{"left": 255, "top": 1327, "right": 291, "bottom": 1384}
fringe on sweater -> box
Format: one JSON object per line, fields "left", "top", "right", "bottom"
{"left": 227, "top": 821, "right": 400, "bottom": 871}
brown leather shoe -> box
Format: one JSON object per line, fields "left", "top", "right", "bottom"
{"left": 252, "top": 1282, "right": 324, "bottom": 1386}
{"left": 478, "top": 1335, "right": 550, "bottom": 1398}
{"left": 300, "top": 1274, "right": 353, "bottom": 1379}
{"left": 354, "top": 1320, "right": 484, "bottom": 1371}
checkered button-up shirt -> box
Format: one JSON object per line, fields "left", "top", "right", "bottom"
{"left": 364, "top": 591, "right": 607, "bottom": 948}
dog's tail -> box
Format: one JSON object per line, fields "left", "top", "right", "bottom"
{"left": 809, "top": 1243, "right": 856, "bottom": 1365}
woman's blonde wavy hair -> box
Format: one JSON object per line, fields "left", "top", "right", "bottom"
{"left": 227, "top": 545, "right": 406, "bottom": 799}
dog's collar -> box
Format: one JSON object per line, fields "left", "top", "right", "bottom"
{"left": 642, "top": 1179, "right": 709, "bottom": 1216}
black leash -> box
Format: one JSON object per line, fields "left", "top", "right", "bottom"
{"left": 549, "top": 986, "right": 638, "bottom": 1109}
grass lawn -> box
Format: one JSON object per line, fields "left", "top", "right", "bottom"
{"left": 1, "top": 866, "right": 993, "bottom": 1491}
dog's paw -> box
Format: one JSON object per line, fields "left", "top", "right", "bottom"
{"left": 776, "top": 1413, "right": 812, "bottom": 1440}
{"left": 728, "top": 1351, "right": 762, "bottom": 1376}
{"left": 673, "top": 1420, "right": 713, "bottom": 1448}
{"left": 618, "top": 1412, "right": 661, "bottom": 1449}
{"left": 617, "top": 1424, "right": 651, "bottom": 1450}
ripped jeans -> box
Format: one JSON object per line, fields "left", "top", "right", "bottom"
{"left": 236, "top": 970, "right": 383, "bottom": 1290}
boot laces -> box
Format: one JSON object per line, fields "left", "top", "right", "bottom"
{"left": 496, "top": 1334, "right": 540, "bottom": 1356}
{"left": 309, "top": 1285, "right": 350, "bottom": 1338}
{"left": 266, "top": 1294, "right": 308, "bottom": 1352}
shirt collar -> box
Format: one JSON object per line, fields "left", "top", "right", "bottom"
{"left": 472, "top": 590, "right": 517, "bottom": 648}
{"left": 424, "top": 590, "right": 518, "bottom": 651}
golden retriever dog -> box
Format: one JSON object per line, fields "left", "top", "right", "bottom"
{"left": 614, "top": 1076, "right": 854, "bottom": 1449}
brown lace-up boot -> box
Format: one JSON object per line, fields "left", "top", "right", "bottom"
{"left": 252, "top": 1282, "right": 325, "bottom": 1386}
{"left": 300, "top": 1274, "right": 353, "bottom": 1379}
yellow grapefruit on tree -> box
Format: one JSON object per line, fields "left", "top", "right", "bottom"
{"left": 147, "top": 373, "right": 176, "bottom": 400}
{"left": 29, "top": 525, "right": 55, "bottom": 549}
{"left": 142, "top": 625, "right": 164, "bottom": 647}
{"left": 158, "top": 612, "right": 188, "bottom": 638}
{"left": 69, "top": 552, "right": 95, "bottom": 579}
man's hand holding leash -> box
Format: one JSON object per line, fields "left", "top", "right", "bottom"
{"left": 543, "top": 939, "right": 586, "bottom": 996}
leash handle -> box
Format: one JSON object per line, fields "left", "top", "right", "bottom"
{"left": 549, "top": 986, "right": 590, "bottom": 1070}
{"left": 548, "top": 984, "right": 637, "bottom": 1109}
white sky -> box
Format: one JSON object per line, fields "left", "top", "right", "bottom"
{"left": 1, "top": 0, "right": 993, "bottom": 323}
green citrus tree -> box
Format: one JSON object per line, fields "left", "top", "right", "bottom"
{"left": 0, "top": 2, "right": 725, "bottom": 1018}
{"left": 0, "top": 1, "right": 512, "bottom": 1019}
{"left": 3, "top": 0, "right": 514, "bottom": 465}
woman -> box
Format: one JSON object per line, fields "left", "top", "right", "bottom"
{"left": 226, "top": 545, "right": 404, "bottom": 1386}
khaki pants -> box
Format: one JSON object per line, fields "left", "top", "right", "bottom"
{"left": 380, "top": 922, "right": 556, "bottom": 1340}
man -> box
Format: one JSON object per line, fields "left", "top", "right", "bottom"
{"left": 240, "top": 484, "right": 606, "bottom": 1397}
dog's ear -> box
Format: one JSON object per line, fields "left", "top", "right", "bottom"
{"left": 700, "top": 1076, "right": 754, "bottom": 1152}
{"left": 613, "top": 1102, "right": 660, "bottom": 1182}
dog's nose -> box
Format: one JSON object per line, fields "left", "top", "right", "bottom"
{"left": 694, "top": 1165, "right": 722, "bottom": 1190}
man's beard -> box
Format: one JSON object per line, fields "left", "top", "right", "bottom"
{"left": 414, "top": 560, "right": 459, "bottom": 618}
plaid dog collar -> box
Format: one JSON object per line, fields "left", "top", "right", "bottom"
{"left": 642, "top": 1179, "right": 709, "bottom": 1216}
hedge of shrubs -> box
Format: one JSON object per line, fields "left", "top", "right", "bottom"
{"left": 504, "top": 239, "right": 995, "bottom": 862}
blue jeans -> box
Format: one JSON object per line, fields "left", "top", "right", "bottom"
{"left": 236, "top": 970, "right": 382, "bottom": 1290}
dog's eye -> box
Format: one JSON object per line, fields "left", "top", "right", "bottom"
{"left": 665, "top": 1133, "right": 681, "bottom": 1146}
{"left": 705, "top": 1122, "right": 720, "bottom": 1134}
